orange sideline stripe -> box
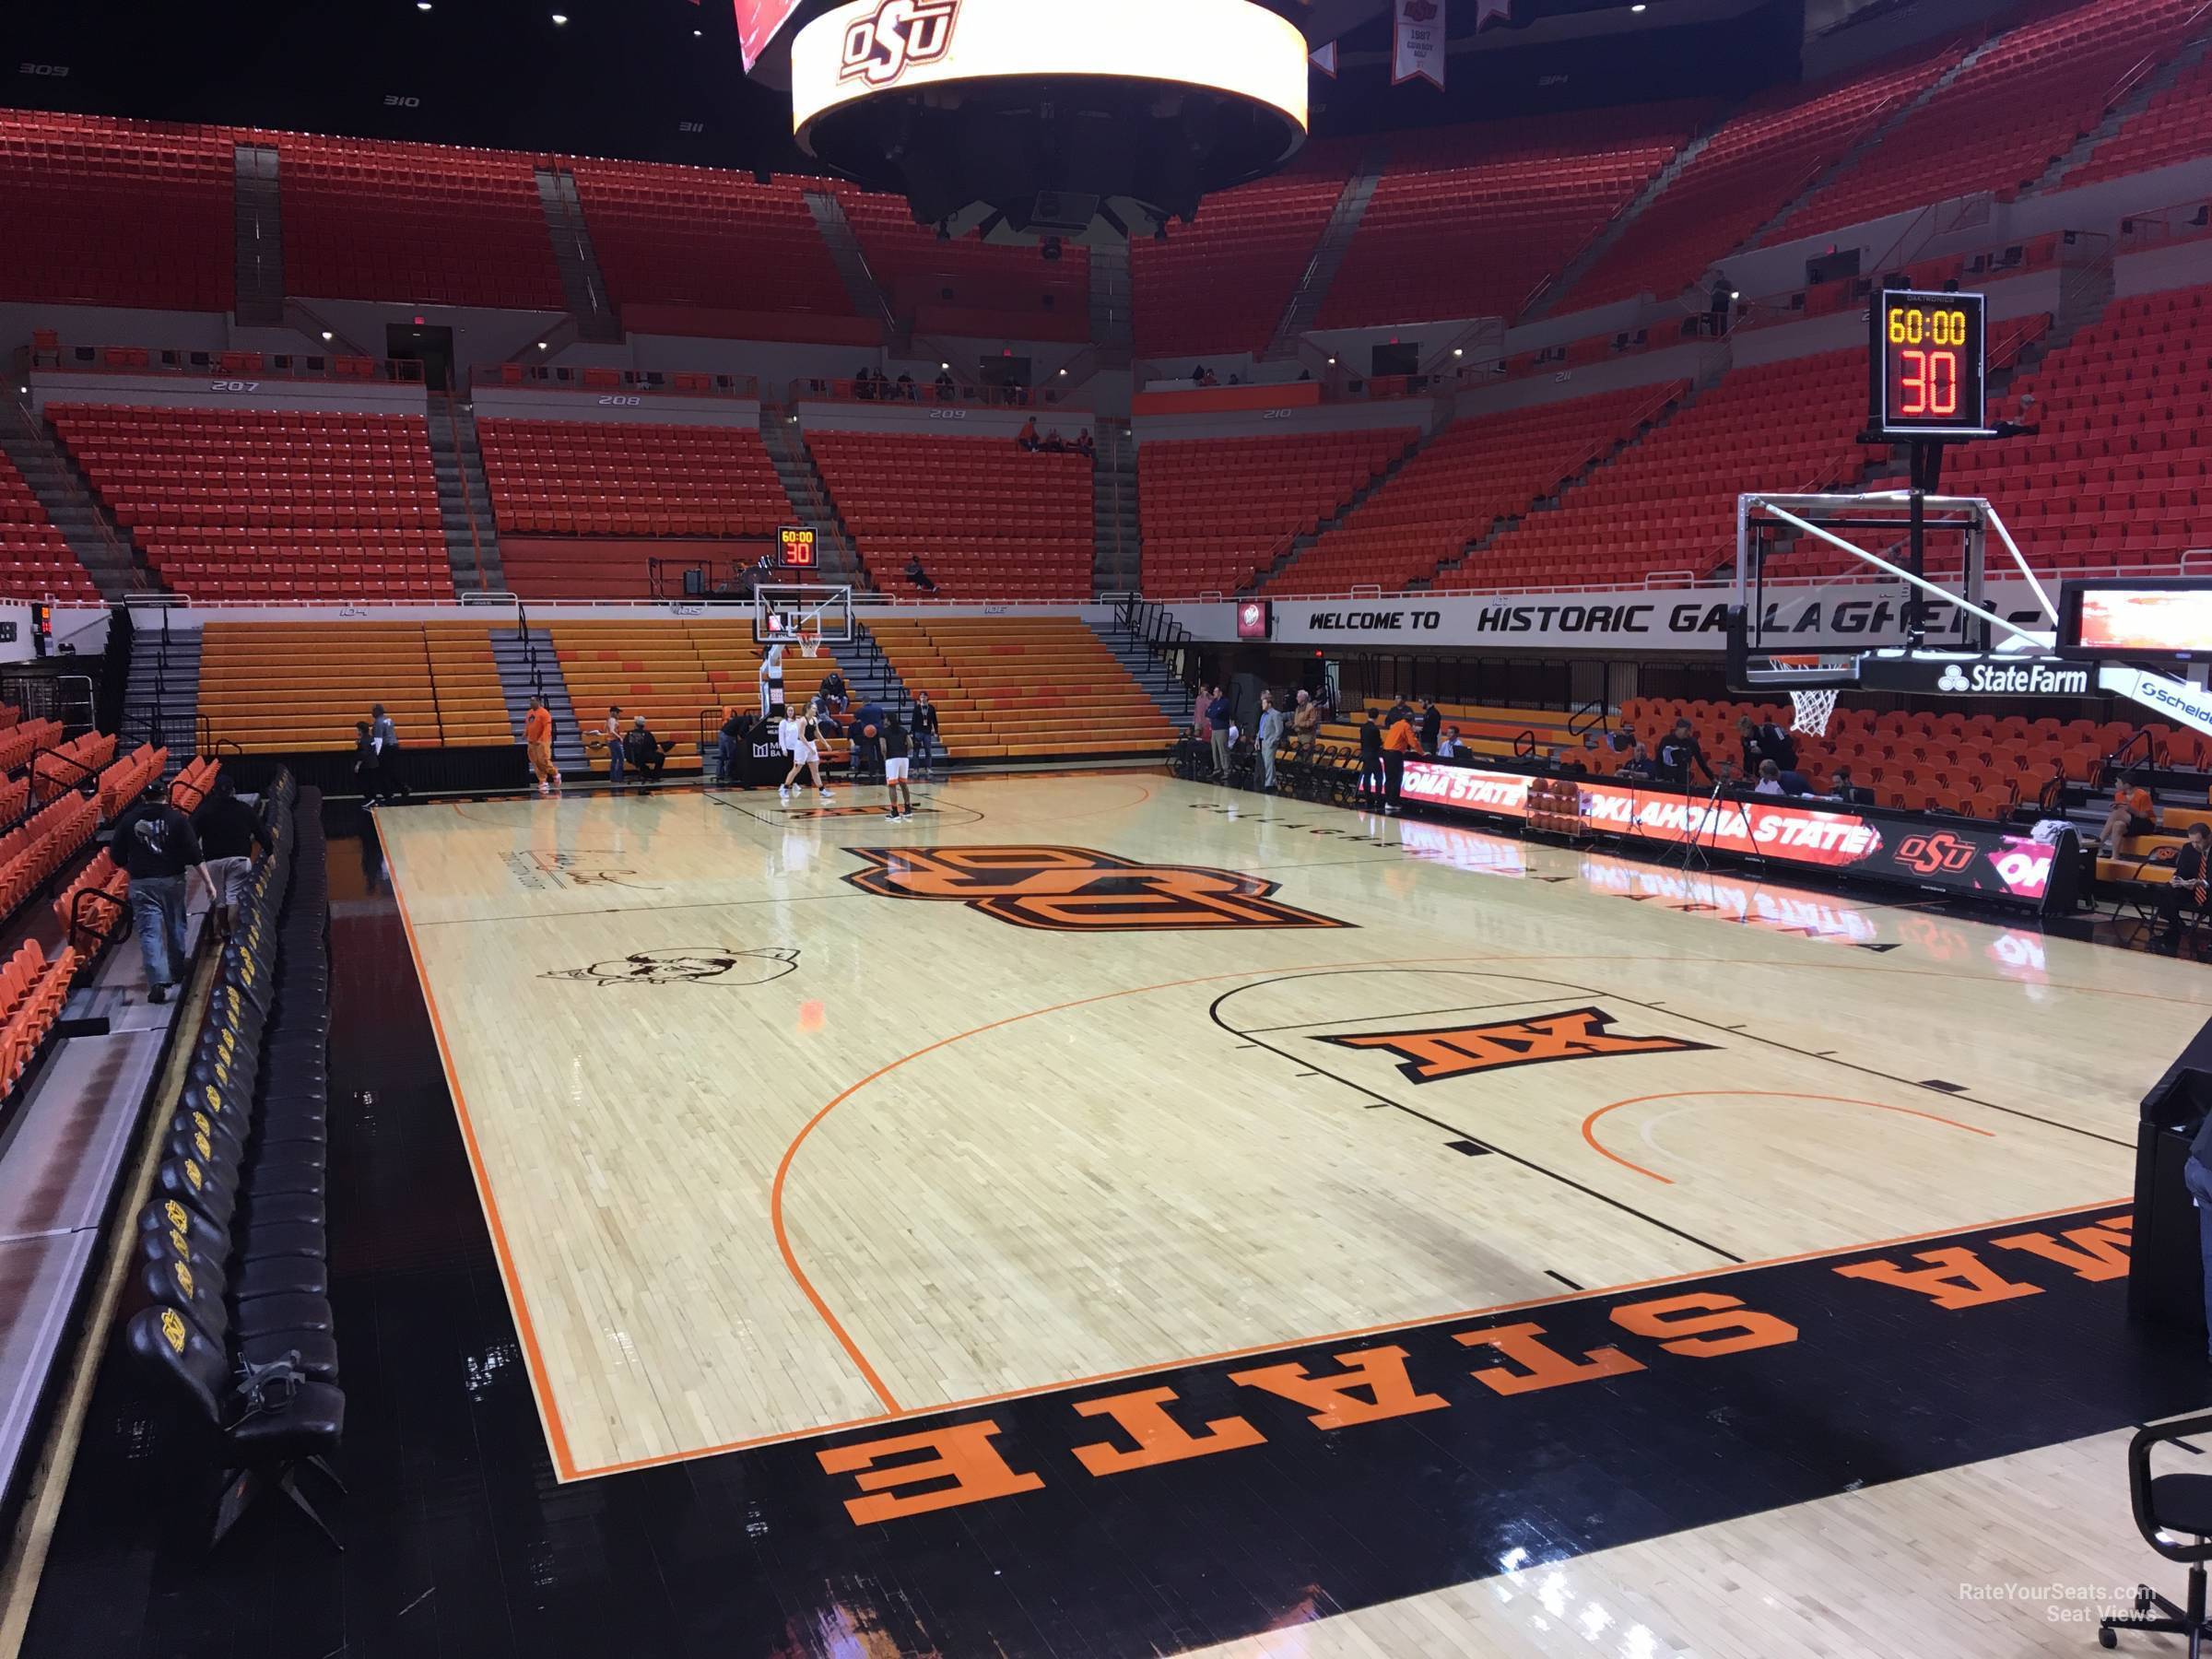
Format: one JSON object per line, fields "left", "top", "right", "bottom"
{"left": 385, "top": 810, "right": 581, "bottom": 1481}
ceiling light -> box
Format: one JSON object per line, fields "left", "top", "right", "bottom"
{"left": 551, "top": 11, "right": 569, "bottom": 23}
{"left": 536, "top": 341, "right": 548, "bottom": 350}
{"left": 321, "top": 331, "right": 334, "bottom": 341}
{"left": 939, "top": 361, "right": 949, "bottom": 371}
{"left": 1453, "top": 347, "right": 1463, "bottom": 357}
{"left": 417, "top": 2, "right": 432, "bottom": 10}
{"left": 692, "top": 28, "right": 702, "bottom": 35}
{"left": 1058, "top": 368, "right": 1068, "bottom": 376}
{"left": 1326, "top": 357, "right": 1337, "bottom": 366}
{"left": 1630, "top": 3, "right": 1646, "bottom": 10}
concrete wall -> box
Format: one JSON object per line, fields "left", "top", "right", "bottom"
{"left": 468, "top": 385, "right": 762, "bottom": 428}
{"left": 1133, "top": 398, "right": 1440, "bottom": 444}
{"left": 29, "top": 370, "right": 430, "bottom": 419}
{"left": 794, "top": 401, "right": 1050, "bottom": 438}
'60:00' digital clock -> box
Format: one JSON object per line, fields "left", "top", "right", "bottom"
{"left": 1869, "top": 288, "right": 1989, "bottom": 441}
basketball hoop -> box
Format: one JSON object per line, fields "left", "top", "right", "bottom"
{"left": 786, "top": 611, "right": 823, "bottom": 659}
{"left": 1769, "top": 655, "right": 1843, "bottom": 735}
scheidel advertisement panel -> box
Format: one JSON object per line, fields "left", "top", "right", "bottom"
{"left": 1396, "top": 762, "right": 2055, "bottom": 907}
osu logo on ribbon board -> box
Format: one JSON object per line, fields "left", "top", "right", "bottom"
{"left": 1894, "top": 832, "right": 1979, "bottom": 876}
{"left": 844, "top": 845, "right": 1349, "bottom": 932}
{"left": 1321, "top": 1006, "right": 1710, "bottom": 1082}
{"left": 840, "top": 0, "right": 959, "bottom": 88}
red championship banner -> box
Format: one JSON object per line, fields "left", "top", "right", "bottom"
{"left": 1392, "top": 0, "right": 1445, "bottom": 88}
{"left": 1395, "top": 761, "right": 2057, "bottom": 903}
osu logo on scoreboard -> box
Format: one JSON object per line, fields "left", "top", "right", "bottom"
{"left": 1322, "top": 1007, "right": 1711, "bottom": 1083}
{"left": 839, "top": 0, "right": 959, "bottom": 88}
{"left": 1894, "top": 832, "right": 1979, "bottom": 876}
{"left": 844, "top": 845, "right": 1348, "bottom": 932}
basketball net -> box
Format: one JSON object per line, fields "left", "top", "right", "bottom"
{"left": 1769, "top": 655, "right": 1840, "bottom": 737}
{"left": 784, "top": 611, "right": 823, "bottom": 659}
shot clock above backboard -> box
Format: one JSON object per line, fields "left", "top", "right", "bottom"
{"left": 1868, "top": 288, "right": 1991, "bottom": 441}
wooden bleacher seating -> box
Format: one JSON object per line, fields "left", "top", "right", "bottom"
{"left": 864, "top": 618, "right": 1175, "bottom": 760}
{"left": 196, "top": 622, "right": 516, "bottom": 754}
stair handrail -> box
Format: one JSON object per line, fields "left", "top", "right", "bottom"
{"left": 2099, "top": 0, "right": 2212, "bottom": 118}
{"left": 1566, "top": 698, "right": 1611, "bottom": 739}
{"left": 442, "top": 391, "right": 489, "bottom": 591}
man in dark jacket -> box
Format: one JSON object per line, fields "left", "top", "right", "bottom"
{"left": 1357, "top": 710, "right": 1385, "bottom": 807}
{"left": 853, "top": 700, "right": 888, "bottom": 784}
{"left": 910, "top": 691, "right": 941, "bottom": 778}
{"left": 623, "top": 716, "right": 668, "bottom": 782}
{"left": 189, "top": 776, "right": 269, "bottom": 941}
{"left": 1418, "top": 698, "right": 1442, "bottom": 754}
{"left": 112, "top": 784, "right": 204, "bottom": 1003}
{"left": 1658, "top": 719, "right": 1717, "bottom": 791}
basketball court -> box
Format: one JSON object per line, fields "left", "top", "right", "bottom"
{"left": 374, "top": 771, "right": 2200, "bottom": 1483}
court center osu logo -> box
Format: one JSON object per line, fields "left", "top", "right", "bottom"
{"left": 840, "top": 0, "right": 959, "bottom": 88}
{"left": 844, "top": 845, "right": 1349, "bottom": 932}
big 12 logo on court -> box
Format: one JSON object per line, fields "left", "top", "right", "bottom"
{"left": 839, "top": 0, "right": 959, "bottom": 88}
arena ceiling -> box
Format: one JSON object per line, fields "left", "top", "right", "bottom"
{"left": 5, "top": 0, "right": 1799, "bottom": 174}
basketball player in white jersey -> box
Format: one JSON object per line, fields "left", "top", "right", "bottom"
{"left": 778, "top": 698, "right": 831, "bottom": 804}
{"left": 759, "top": 641, "right": 785, "bottom": 721}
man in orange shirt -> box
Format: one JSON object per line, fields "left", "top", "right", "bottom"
{"left": 1382, "top": 705, "right": 1422, "bottom": 815}
{"left": 525, "top": 695, "right": 559, "bottom": 797}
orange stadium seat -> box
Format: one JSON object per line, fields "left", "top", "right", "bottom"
{"left": 1290, "top": 384, "right": 1688, "bottom": 596}
{"left": 805, "top": 430, "right": 1093, "bottom": 599}
{"left": 1318, "top": 104, "right": 1708, "bottom": 329}
{"left": 1763, "top": 0, "right": 2204, "bottom": 243}
{"left": 1139, "top": 426, "right": 1417, "bottom": 596}
{"left": 273, "top": 134, "right": 564, "bottom": 309}
{"left": 47, "top": 405, "right": 453, "bottom": 601}
{"left": 0, "top": 110, "right": 232, "bottom": 311}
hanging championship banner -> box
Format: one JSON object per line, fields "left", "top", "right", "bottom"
{"left": 1310, "top": 41, "right": 1337, "bottom": 76}
{"left": 1473, "top": 0, "right": 1518, "bottom": 28}
{"left": 1392, "top": 0, "right": 1445, "bottom": 88}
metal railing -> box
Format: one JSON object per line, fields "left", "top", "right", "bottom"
{"left": 32, "top": 342, "right": 421, "bottom": 382}
{"left": 470, "top": 363, "right": 758, "bottom": 399}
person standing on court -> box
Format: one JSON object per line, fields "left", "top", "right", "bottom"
{"left": 1357, "top": 708, "right": 1384, "bottom": 807}
{"left": 524, "top": 695, "right": 559, "bottom": 796}
{"left": 1382, "top": 703, "right": 1422, "bottom": 815}
{"left": 1418, "top": 698, "right": 1441, "bottom": 755}
{"left": 597, "top": 704, "right": 626, "bottom": 787}
{"left": 188, "top": 774, "right": 269, "bottom": 942}
{"left": 112, "top": 782, "right": 203, "bottom": 1005}
{"left": 1291, "top": 689, "right": 1319, "bottom": 762}
{"left": 1205, "top": 687, "right": 1230, "bottom": 779}
{"left": 1256, "top": 692, "right": 1285, "bottom": 792}
{"left": 369, "top": 703, "right": 408, "bottom": 801}
{"left": 853, "top": 696, "right": 888, "bottom": 784}
{"left": 910, "top": 691, "right": 940, "bottom": 778}
{"left": 352, "top": 719, "right": 383, "bottom": 803}
{"left": 880, "top": 712, "right": 913, "bottom": 822}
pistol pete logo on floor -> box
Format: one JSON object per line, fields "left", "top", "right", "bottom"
{"left": 542, "top": 947, "right": 801, "bottom": 988}
{"left": 844, "top": 845, "right": 1349, "bottom": 932}
{"left": 1321, "top": 1006, "right": 1712, "bottom": 1082}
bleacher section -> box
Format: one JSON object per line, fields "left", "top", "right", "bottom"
{"left": 864, "top": 618, "right": 1177, "bottom": 759}
{"left": 548, "top": 618, "right": 837, "bottom": 776}
{"left": 1571, "top": 50, "right": 1962, "bottom": 307}
{"left": 1137, "top": 427, "right": 1415, "bottom": 596}
{"left": 0, "top": 453, "right": 98, "bottom": 601}
{"left": 2065, "top": 48, "right": 2212, "bottom": 185}
{"left": 1861, "top": 291, "right": 2212, "bottom": 576}
{"left": 478, "top": 418, "right": 788, "bottom": 598}
{"left": 273, "top": 135, "right": 563, "bottom": 310}
{"left": 837, "top": 189, "right": 1090, "bottom": 342}
{"left": 1318, "top": 105, "right": 1706, "bottom": 330}
{"left": 1766, "top": 0, "right": 2206, "bottom": 244}
{"left": 561, "top": 161, "right": 854, "bottom": 330}
{"left": 49, "top": 406, "right": 451, "bottom": 601}
{"left": 1462, "top": 349, "right": 1888, "bottom": 588}
{"left": 805, "top": 432, "right": 1094, "bottom": 598}
{"left": 1285, "top": 385, "right": 1688, "bottom": 596}
{"left": 195, "top": 622, "right": 512, "bottom": 753}
{"left": 0, "top": 111, "right": 233, "bottom": 312}
{"left": 1130, "top": 139, "right": 1360, "bottom": 360}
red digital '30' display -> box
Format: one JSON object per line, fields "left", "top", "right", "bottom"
{"left": 1871, "top": 288, "right": 1987, "bottom": 438}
